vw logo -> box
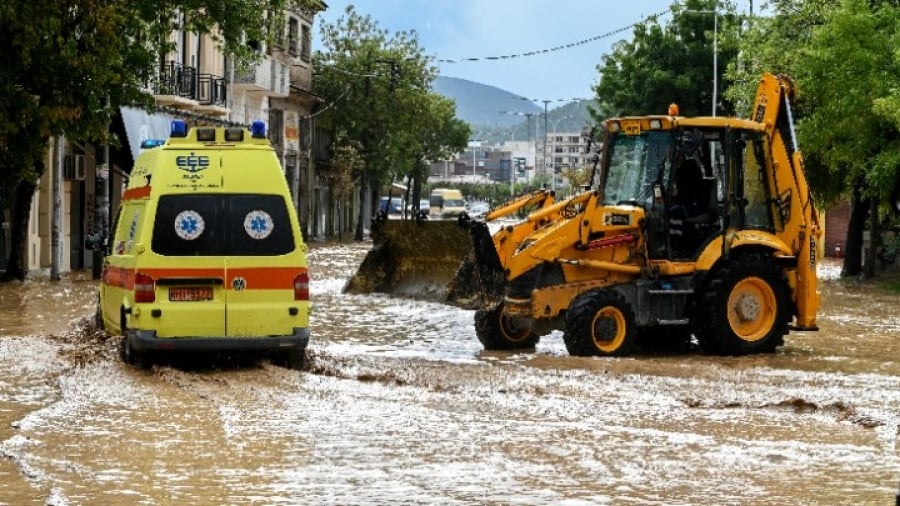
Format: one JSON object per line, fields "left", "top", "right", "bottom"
{"left": 232, "top": 277, "right": 247, "bottom": 291}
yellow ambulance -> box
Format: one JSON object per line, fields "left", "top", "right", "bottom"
{"left": 91, "top": 120, "right": 310, "bottom": 369}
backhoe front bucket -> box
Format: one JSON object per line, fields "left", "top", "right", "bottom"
{"left": 445, "top": 220, "right": 507, "bottom": 309}
{"left": 343, "top": 219, "right": 475, "bottom": 302}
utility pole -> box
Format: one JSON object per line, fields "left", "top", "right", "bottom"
{"left": 542, "top": 100, "right": 550, "bottom": 190}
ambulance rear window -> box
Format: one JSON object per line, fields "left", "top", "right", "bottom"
{"left": 152, "top": 194, "right": 295, "bottom": 256}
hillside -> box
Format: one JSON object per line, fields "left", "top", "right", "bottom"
{"left": 432, "top": 75, "right": 601, "bottom": 143}
{"left": 431, "top": 76, "right": 541, "bottom": 128}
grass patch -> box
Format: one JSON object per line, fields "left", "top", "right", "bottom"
{"left": 879, "top": 278, "right": 900, "bottom": 293}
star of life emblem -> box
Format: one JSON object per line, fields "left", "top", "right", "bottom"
{"left": 174, "top": 210, "right": 205, "bottom": 240}
{"left": 244, "top": 210, "right": 274, "bottom": 240}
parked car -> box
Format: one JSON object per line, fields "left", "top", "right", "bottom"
{"left": 407, "top": 199, "right": 430, "bottom": 217}
{"left": 467, "top": 201, "right": 490, "bottom": 219}
{"left": 379, "top": 196, "right": 404, "bottom": 216}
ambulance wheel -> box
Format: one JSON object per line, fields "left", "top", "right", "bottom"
{"left": 564, "top": 289, "right": 636, "bottom": 357}
{"left": 693, "top": 253, "right": 791, "bottom": 355}
{"left": 474, "top": 304, "right": 539, "bottom": 350}
{"left": 93, "top": 293, "right": 104, "bottom": 332}
{"left": 120, "top": 336, "right": 151, "bottom": 370}
{"left": 282, "top": 347, "right": 306, "bottom": 371}
{"left": 120, "top": 310, "right": 151, "bottom": 370}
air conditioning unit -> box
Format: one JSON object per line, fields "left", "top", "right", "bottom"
{"left": 64, "top": 154, "right": 85, "bottom": 181}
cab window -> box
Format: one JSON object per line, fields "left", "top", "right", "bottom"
{"left": 152, "top": 194, "right": 294, "bottom": 256}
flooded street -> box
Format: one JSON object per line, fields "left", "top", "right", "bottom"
{"left": 1, "top": 241, "right": 899, "bottom": 504}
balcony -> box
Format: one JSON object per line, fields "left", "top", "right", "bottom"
{"left": 153, "top": 61, "right": 199, "bottom": 108}
{"left": 195, "top": 74, "right": 229, "bottom": 116}
{"left": 229, "top": 57, "right": 290, "bottom": 97}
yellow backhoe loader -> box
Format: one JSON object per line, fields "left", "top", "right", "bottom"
{"left": 461, "top": 73, "right": 821, "bottom": 356}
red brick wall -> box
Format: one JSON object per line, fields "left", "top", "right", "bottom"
{"left": 824, "top": 200, "right": 850, "bottom": 258}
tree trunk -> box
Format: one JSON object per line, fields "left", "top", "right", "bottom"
{"left": 863, "top": 196, "right": 878, "bottom": 278}
{"left": 354, "top": 170, "right": 365, "bottom": 241}
{"left": 841, "top": 182, "right": 868, "bottom": 278}
{"left": 1, "top": 177, "right": 38, "bottom": 281}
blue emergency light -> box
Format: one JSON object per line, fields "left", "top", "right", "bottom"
{"left": 251, "top": 120, "right": 266, "bottom": 139}
{"left": 140, "top": 139, "right": 165, "bottom": 149}
{"left": 170, "top": 119, "right": 188, "bottom": 138}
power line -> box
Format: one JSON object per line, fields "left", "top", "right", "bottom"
{"left": 435, "top": 7, "right": 672, "bottom": 64}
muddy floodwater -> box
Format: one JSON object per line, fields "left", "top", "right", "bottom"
{"left": 0, "top": 242, "right": 899, "bottom": 505}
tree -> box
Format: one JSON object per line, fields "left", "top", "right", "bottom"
{"left": 390, "top": 93, "right": 469, "bottom": 214}
{"left": 313, "top": 6, "right": 469, "bottom": 239}
{"left": 0, "top": 0, "right": 318, "bottom": 280}
{"left": 593, "top": 0, "right": 740, "bottom": 119}
{"left": 324, "top": 135, "right": 364, "bottom": 240}
{"left": 729, "top": 0, "right": 900, "bottom": 277}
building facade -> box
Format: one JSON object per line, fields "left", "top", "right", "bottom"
{"left": 23, "top": 3, "right": 326, "bottom": 277}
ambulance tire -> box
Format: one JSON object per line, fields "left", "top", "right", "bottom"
{"left": 120, "top": 310, "right": 151, "bottom": 370}
{"left": 282, "top": 347, "right": 306, "bottom": 371}
{"left": 93, "top": 294, "right": 104, "bottom": 332}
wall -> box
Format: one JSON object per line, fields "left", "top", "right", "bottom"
{"left": 824, "top": 200, "right": 850, "bottom": 258}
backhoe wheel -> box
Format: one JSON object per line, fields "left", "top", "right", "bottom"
{"left": 474, "top": 304, "right": 539, "bottom": 350}
{"left": 563, "top": 290, "right": 636, "bottom": 357}
{"left": 692, "top": 253, "right": 791, "bottom": 355}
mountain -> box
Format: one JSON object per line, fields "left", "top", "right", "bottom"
{"left": 432, "top": 75, "right": 600, "bottom": 143}
{"left": 431, "top": 76, "right": 541, "bottom": 128}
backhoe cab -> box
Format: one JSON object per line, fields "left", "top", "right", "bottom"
{"left": 469, "top": 73, "right": 820, "bottom": 356}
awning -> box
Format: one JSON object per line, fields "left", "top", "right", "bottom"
{"left": 120, "top": 107, "right": 177, "bottom": 162}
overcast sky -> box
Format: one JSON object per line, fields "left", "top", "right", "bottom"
{"left": 314, "top": 1, "right": 710, "bottom": 104}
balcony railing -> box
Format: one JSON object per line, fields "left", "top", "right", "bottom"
{"left": 157, "top": 60, "right": 197, "bottom": 99}
{"left": 197, "top": 74, "right": 227, "bottom": 106}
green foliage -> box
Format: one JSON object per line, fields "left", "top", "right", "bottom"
{"left": 0, "top": 0, "right": 319, "bottom": 191}
{"left": 312, "top": 6, "right": 469, "bottom": 191}
{"left": 795, "top": 0, "right": 900, "bottom": 202}
{"left": 593, "top": 0, "right": 740, "bottom": 119}
{"left": 326, "top": 134, "right": 364, "bottom": 200}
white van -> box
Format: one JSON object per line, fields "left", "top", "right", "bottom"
{"left": 429, "top": 188, "right": 466, "bottom": 219}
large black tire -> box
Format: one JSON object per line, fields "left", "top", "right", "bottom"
{"left": 563, "top": 289, "right": 637, "bottom": 357}
{"left": 692, "top": 253, "right": 791, "bottom": 355}
{"left": 474, "top": 304, "right": 539, "bottom": 350}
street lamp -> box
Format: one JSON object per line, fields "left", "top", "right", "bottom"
{"left": 468, "top": 139, "right": 482, "bottom": 180}
{"left": 682, "top": 8, "right": 718, "bottom": 117}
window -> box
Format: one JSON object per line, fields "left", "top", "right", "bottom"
{"left": 287, "top": 17, "right": 299, "bottom": 55}
{"left": 152, "top": 194, "right": 295, "bottom": 256}
{"left": 301, "top": 24, "right": 311, "bottom": 61}
{"left": 741, "top": 134, "right": 776, "bottom": 230}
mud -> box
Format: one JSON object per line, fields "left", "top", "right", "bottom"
{"left": 0, "top": 243, "right": 899, "bottom": 504}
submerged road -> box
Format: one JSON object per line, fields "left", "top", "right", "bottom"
{"left": 0, "top": 241, "right": 898, "bottom": 504}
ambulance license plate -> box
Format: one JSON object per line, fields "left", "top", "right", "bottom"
{"left": 169, "top": 287, "right": 213, "bottom": 302}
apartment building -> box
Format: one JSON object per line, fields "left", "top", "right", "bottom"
{"left": 23, "top": 3, "right": 326, "bottom": 277}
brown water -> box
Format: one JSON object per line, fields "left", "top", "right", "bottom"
{"left": 0, "top": 244, "right": 898, "bottom": 505}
